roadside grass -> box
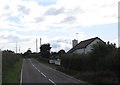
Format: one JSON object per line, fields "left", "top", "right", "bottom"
{"left": 3, "top": 58, "right": 22, "bottom": 83}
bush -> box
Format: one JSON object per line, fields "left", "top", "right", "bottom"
{"left": 60, "top": 54, "right": 92, "bottom": 71}
{"left": 59, "top": 42, "right": 120, "bottom": 83}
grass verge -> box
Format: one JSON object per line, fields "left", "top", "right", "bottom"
{"left": 3, "top": 59, "right": 22, "bottom": 83}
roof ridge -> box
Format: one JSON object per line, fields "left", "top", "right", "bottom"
{"left": 67, "top": 37, "right": 100, "bottom": 53}
{"left": 80, "top": 37, "right": 98, "bottom": 42}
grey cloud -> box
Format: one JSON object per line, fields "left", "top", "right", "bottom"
{"left": 51, "top": 39, "right": 71, "bottom": 44}
{"left": 0, "top": 33, "right": 30, "bottom": 43}
{"left": 52, "top": 43, "right": 61, "bottom": 49}
{"left": 67, "top": 7, "right": 85, "bottom": 15}
{"left": 37, "top": 1, "right": 56, "bottom": 6}
{"left": 18, "top": 5, "right": 30, "bottom": 15}
{"left": 74, "top": 7, "right": 84, "bottom": 14}
{"left": 35, "top": 17, "right": 44, "bottom": 23}
{"left": 100, "top": 1, "right": 116, "bottom": 8}
{"left": 51, "top": 39, "right": 71, "bottom": 52}
{"left": 45, "top": 7, "right": 64, "bottom": 16}
{"left": 103, "top": 14, "right": 117, "bottom": 19}
{"left": 1, "top": 34, "right": 19, "bottom": 43}
{"left": 61, "top": 16, "right": 76, "bottom": 23}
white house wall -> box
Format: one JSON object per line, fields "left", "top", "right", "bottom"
{"left": 85, "top": 39, "right": 102, "bottom": 54}
{"left": 73, "top": 48, "right": 85, "bottom": 54}
{"left": 73, "top": 38, "right": 103, "bottom": 54}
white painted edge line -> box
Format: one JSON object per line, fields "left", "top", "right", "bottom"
{"left": 55, "top": 69, "right": 87, "bottom": 83}
{"left": 20, "top": 59, "right": 24, "bottom": 85}
{"left": 58, "top": 71, "right": 86, "bottom": 83}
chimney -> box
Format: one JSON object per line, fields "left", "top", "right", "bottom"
{"left": 72, "top": 39, "right": 78, "bottom": 47}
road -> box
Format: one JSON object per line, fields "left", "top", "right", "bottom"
{"left": 20, "top": 58, "right": 89, "bottom": 85}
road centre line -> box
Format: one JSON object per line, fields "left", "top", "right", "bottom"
{"left": 30, "top": 61, "right": 41, "bottom": 73}
{"left": 33, "top": 59, "right": 89, "bottom": 84}
{"left": 41, "top": 72, "right": 47, "bottom": 77}
{"left": 48, "top": 79, "right": 56, "bottom": 85}
{"left": 45, "top": 63, "right": 87, "bottom": 83}
{"left": 29, "top": 59, "right": 56, "bottom": 85}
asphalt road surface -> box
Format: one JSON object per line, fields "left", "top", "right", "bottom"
{"left": 20, "top": 58, "right": 89, "bottom": 85}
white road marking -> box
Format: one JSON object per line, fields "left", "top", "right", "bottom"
{"left": 29, "top": 59, "right": 56, "bottom": 85}
{"left": 33, "top": 65, "right": 41, "bottom": 72}
{"left": 41, "top": 72, "right": 47, "bottom": 77}
{"left": 48, "top": 79, "right": 56, "bottom": 85}
{"left": 30, "top": 60, "right": 41, "bottom": 73}
{"left": 45, "top": 64, "right": 86, "bottom": 83}
{"left": 20, "top": 59, "right": 24, "bottom": 85}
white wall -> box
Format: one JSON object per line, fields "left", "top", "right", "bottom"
{"left": 73, "top": 48, "right": 85, "bottom": 54}
{"left": 85, "top": 38, "right": 102, "bottom": 54}
{"left": 73, "top": 38, "right": 103, "bottom": 54}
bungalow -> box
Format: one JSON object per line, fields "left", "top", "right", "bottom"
{"left": 67, "top": 37, "right": 105, "bottom": 54}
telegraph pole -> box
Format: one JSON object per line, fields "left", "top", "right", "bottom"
{"left": 16, "top": 42, "right": 17, "bottom": 53}
{"left": 19, "top": 45, "right": 20, "bottom": 53}
{"left": 40, "top": 38, "right": 42, "bottom": 52}
{"left": 40, "top": 38, "right": 41, "bottom": 47}
{"left": 36, "top": 38, "right": 38, "bottom": 52}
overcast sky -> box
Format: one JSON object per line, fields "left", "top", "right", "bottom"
{"left": 0, "top": 0, "right": 119, "bottom": 53}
